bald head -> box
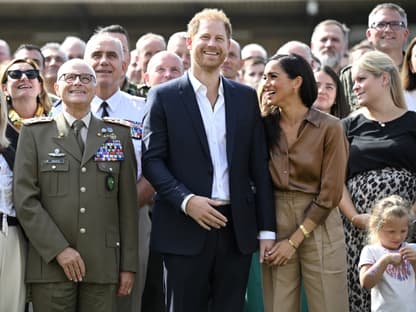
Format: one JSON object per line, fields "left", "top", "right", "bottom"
{"left": 144, "top": 51, "right": 183, "bottom": 87}
{"left": 55, "top": 58, "right": 97, "bottom": 115}
{"left": 276, "top": 41, "right": 314, "bottom": 67}
{"left": 61, "top": 36, "right": 86, "bottom": 59}
{"left": 241, "top": 43, "right": 267, "bottom": 61}
{"left": 167, "top": 31, "right": 190, "bottom": 70}
{"left": 57, "top": 58, "right": 96, "bottom": 82}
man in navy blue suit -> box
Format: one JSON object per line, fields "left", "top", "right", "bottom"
{"left": 142, "top": 8, "right": 276, "bottom": 312}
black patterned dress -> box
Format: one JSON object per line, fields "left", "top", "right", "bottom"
{"left": 341, "top": 112, "right": 416, "bottom": 312}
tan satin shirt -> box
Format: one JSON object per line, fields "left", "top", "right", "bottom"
{"left": 269, "top": 108, "right": 349, "bottom": 225}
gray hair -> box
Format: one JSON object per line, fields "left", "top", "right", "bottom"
{"left": 368, "top": 3, "right": 407, "bottom": 28}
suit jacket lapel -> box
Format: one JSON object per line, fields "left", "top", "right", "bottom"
{"left": 179, "top": 74, "right": 211, "bottom": 160}
{"left": 53, "top": 113, "right": 82, "bottom": 162}
{"left": 223, "top": 78, "right": 237, "bottom": 167}
{"left": 82, "top": 115, "right": 106, "bottom": 166}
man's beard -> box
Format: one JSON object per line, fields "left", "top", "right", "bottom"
{"left": 319, "top": 53, "right": 341, "bottom": 70}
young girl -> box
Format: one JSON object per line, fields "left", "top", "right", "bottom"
{"left": 359, "top": 195, "right": 416, "bottom": 311}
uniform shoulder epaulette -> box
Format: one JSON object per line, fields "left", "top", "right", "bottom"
{"left": 103, "top": 117, "right": 131, "bottom": 128}
{"left": 23, "top": 116, "right": 54, "bottom": 126}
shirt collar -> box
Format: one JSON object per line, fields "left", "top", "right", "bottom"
{"left": 188, "top": 71, "right": 224, "bottom": 98}
{"left": 92, "top": 89, "right": 122, "bottom": 114}
{"left": 304, "top": 108, "right": 325, "bottom": 128}
{"left": 62, "top": 110, "right": 91, "bottom": 128}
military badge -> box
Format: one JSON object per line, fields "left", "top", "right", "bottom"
{"left": 94, "top": 138, "right": 125, "bottom": 161}
{"left": 48, "top": 148, "right": 66, "bottom": 157}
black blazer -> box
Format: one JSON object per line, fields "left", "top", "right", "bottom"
{"left": 142, "top": 73, "right": 275, "bottom": 256}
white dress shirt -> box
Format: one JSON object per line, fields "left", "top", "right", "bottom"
{"left": 0, "top": 154, "right": 14, "bottom": 234}
{"left": 188, "top": 71, "right": 230, "bottom": 201}
{"left": 91, "top": 90, "right": 147, "bottom": 179}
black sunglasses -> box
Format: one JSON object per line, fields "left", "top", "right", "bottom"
{"left": 7, "top": 69, "right": 40, "bottom": 80}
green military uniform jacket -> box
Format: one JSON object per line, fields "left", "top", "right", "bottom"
{"left": 14, "top": 112, "right": 138, "bottom": 284}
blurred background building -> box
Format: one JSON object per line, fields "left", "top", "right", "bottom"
{"left": 0, "top": 0, "right": 414, "bottom": 55}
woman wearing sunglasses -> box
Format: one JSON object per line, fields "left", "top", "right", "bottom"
{"left": 1, "top": 58, "right": 51, "bottom": 149}
{"left": 0, "top": 89, "right": 26, "bottom": 312}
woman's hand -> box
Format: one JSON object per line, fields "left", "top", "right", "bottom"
{"left": 265, "top": 239, "right": 296, "bottom": 267}
{"left": 351, "top": 213, "right": 370, "bottom": 229}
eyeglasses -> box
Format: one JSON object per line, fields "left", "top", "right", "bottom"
{"left": 7, "top": 69, "right": 39, "bottom": 80}
{"left": 59, "top": 73, "right": 95, "bottom": 84}
{"left": 370, "top": 21, "right": 406, "bottom": 31}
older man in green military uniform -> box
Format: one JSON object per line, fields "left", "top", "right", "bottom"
{"left": 14, "top": 58, "right": 138, "bottom": 312}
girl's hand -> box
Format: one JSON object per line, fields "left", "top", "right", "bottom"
{"left": 385, "top": 253, "right": 402, "bottom": 266}
{"left": 352, "top": 213, "right": 371, "bottom": 229}
{"left": 266, "top": 239, "right": 296, "bottom": 267}
{"left": 400, "top": 246, "right": 416, "bottom": 263}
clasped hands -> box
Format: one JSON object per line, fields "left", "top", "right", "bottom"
{"left": 262, "top": 239, "right": 297, "bottom": 267}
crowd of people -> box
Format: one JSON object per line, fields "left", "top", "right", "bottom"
{"left": 0, "top": 2, "right": 416, "bottom": 312}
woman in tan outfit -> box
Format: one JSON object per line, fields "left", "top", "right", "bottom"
{"left": 260, "top": 54, "right": 349, "bottom": 312}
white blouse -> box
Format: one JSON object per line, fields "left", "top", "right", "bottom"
{"left": 0, "top": 154, "right": 14, "bottom": 217}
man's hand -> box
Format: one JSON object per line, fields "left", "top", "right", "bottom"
{"left": 137, "top": 177, "right": 155, "bottom": 208}
{"left": 259, "top": 239, "right": 275, "bottom": 264}
{"left": 56, "top": 247, "right": 86, "bottom": 282}
{"left": 117, "top": 271, "right": 135, "bottom": 296}
{"left": 186, "top": 196, "right": 228, "bottom": 230}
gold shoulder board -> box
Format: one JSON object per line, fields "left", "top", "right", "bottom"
{"left": 23, "top": 116, "right": 54, "bottom": 125}
{"left": 103, "top": 117, "right": 131, "bottom": 128}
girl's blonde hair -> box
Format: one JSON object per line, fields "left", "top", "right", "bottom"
{"left": 368, "top": 195, "right": 411, "bottom": 244}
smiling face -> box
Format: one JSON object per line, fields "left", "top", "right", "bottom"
{"left": 261, "top": 60, "right": 298, "bottom": 109}
{"left": 313, "top": 70, "right": 337, "bottom": 113}
{"left": 144, "top": 52, "right": 183, "bottom": 87}
{"left": 84, "top": 36, "right": 126, "bottom": 94}
{"left": 55, "top": 60, "right": 96, "bottom": 111}
{"left": 2, "top": 62, "right": 41, "bottom": 104}
{"left": 351, "top": 65, "right": 386, "bottom": 107}
{"left": 85, "top": 35, "right": 127, "bottom": 97}
{"left": 366, "top": 8, "right": 409, "bottom": 54}
{"left": 187, "top": 18, "right": 229, "bottom": 74}
{"left": 378, "top": 216, "right": 409, "bottom": 250}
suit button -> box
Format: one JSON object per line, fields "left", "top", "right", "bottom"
{"left": 80, "top": 187, "right": 86, "bottom": 192}
{"left": 80, "top": 207, "right": 86, "bottom": 213}
{"left": 116, "top": 242, "right": 120, "bottom": 247}
{"left": 80, "top": 228, "right": 86, "bottom": 234}
{"left": 51, "top": 165, "right": 56, "bottom": 170}
{"left": 81, "top": 167, "right": 87, "bottom": 173}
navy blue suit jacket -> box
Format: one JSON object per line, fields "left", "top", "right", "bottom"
{"left": 142, "top": 73, "right": 275, "bottom": 256}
